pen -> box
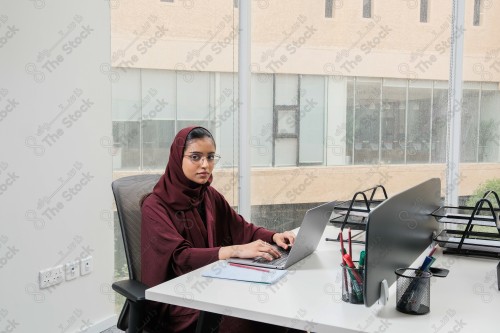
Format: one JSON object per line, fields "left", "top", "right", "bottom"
{"left": 343, "top": 253, "right": 363, "bottom": 285}
{"left": 348, "top": 228, "right": 352, "bottom": 257}
{"left": 229, "top": 263, "right": 270, "bottom": 273}
{"left": 428, "top": 244, "right": 438, "bottom": 257}
{"left": 339, "top": 231, "right": 346, "bottom": 263}
{"left": 358, "top": 250, "right": 366, "bottom": 269}
{"left": 419, "top": 256, "right": 435, "bottom": 272}
{"left": 345, "top": 266, "right": 363, "bottom": 301}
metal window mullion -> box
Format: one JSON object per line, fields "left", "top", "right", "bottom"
{"left": 296, "top": 74, "right": 301, "bottom": 166}
{"left": 446, "top": 0, "right": 465, "bottom": 206}
{"left": 238, "top": 0, "right": 251, "bottom": 219}
{"left": 352, "top": 77, "right": 357, "bottom": 164}
{"left": 429, "top": 81, "right": 434, "bottom": 163}
{"left": 272, "top": 74, "right": 276, "bottom": 167}
{"left": 174, "top": 70, "right": 178, "bottom": 134}
{"left": 213, "top": 72, "right": 221, "bottom": 152}
{"left": 140, "top": 69, "right": 144, "bottom": 171}
{"left": 476, "top": 85, "right": 482, "bottom": 162}
{"left": 404, "top": 80, "right": 409, "bottom": 164}
{"left": 323, "top": 76, "right": 328, "bottom": 165}
{"left": 378, "top": 79, "right": 382, "bottom": 163}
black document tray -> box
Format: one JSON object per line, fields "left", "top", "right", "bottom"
{"left": 432, "top": 191, "right": 500, "bottom": 258}
{"left": 330, "top": 185, "right": 387, "bottom": 231}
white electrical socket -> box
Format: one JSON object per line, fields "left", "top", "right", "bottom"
{"left": 65, "top": 260, "right": 79, "bottom": 280}
{"left": 80, "top": 256, "right": 93, "bottom": 276}
{"left": 39, "top": 265, "right": 64, "bottom": 289}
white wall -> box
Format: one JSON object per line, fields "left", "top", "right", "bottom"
{"left": 1, "top": 1, "right": 114, "bottom": 332}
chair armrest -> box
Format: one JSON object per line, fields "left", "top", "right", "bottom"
{"left": 112, "top": 279, "right": 148, "bottom": 302}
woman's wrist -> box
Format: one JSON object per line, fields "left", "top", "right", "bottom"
{"left": 218, "top": 245, "right": 238, "bottom": 260}
{"left": 271, "top": 233, "right": 278, "bottom": 243}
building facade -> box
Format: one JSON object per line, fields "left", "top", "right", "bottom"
{"left": 110, "top": 0, "right": 500, "bottom": 205}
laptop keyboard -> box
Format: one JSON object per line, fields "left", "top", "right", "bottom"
{"left": 253, "top": 246, "right": 290, "bottom": 266}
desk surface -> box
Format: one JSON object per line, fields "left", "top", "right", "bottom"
{"left": 146, "top": 226, "right": 500, "bottom": 333}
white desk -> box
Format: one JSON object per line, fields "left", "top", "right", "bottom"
{"left": 146, "top": 226, "right": 500, "bottom": 332}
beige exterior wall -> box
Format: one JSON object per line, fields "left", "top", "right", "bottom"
{"left": 111, "top": 0, "right": 500, "bottom": 82}
{"left": 114, "top": 163, "right": 500, "bottom": 206}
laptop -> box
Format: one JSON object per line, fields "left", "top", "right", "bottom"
{"left": 228, "top": 201, "right": 336, "bottom": 269}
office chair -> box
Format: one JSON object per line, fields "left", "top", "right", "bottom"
{"left": 111, "top": 174, "right": 221, "bottom": 333}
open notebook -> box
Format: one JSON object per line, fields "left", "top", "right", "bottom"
{"left": 202, "top": 262, "right": 287, "bottom": 284}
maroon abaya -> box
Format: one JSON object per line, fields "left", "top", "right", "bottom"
{"left": 141, "top": 127, "right": 277, "bottom": 332}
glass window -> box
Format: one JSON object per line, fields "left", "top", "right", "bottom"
{"left": 479, "top": 86, "right": 500, "bottom": 162}
{"left": 381, "top": 79, "right": 406, "bottom": 164}
{"left": 275, "top": 74, "right": 298, "bottom": 106}
{"left": 275, "top": 105, "right": 298, "bottom": 167}
{"left": 141, "top": 69, "right": 176, "bottom": 120}
{"left": 431, "top": 81, "right": 448, "bottom": 163}
{"left": 353, "top": 78, "right": 381, "bottom": 165}
{"left": 251, "top": 74, "right": 274, "bottom": 167}
{"left": 420, "top": 0, "right": 429, "bottom": 23}
{"left": 141, "top": 70, "right": 176, "bottom": 169}
{"left": 460, "top": 83, "right": 480, "bottom": 163}
{"left": 274, "top": 74, "right": 299, "bottom": 167}
{"left": 216, "top": 73, "right": 238, "bottom": 169}
{"left": 277, "top": 108, "right": 297, "bottom": 135}
{"left": 142, "top": 120, "right": 174, "bottom": 170}
{"left": 275, "top": 138, "right": 297, "bottom": 166}
{"left": 326, "top": 76, "right": 351, "bottom": 166}
{"left": 299, "top": 75, "right": 325, "bottom": 165}
{"left": 407, "top": 80, "right": 432, "bottom": 163}
{"left": 177, "top": 71, "right": 211, "bottom": 120}
{"left": 325, "top": 0, "right": 334, "bottom": 18}
{"left": 112, "top": 68, "right": 141, "bottom": 170}
{"left": 112, "top": 121, "right": 140, "bottom": 170}
{"left": 473, "top": 0, "right": 481, "bottom": 26}
{"left": 363, "top": 0, "right": 372, "bottom": 18}
{"left": 345, "top": 78, "right": 355, "bottom": 165}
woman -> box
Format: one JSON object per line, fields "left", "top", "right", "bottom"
{"left": 141, "top": 126, "right": 297, "bottom": 333}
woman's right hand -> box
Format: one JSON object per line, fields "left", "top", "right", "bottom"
{"left": 218, "top": 240, "right": 281, "bottom": 261}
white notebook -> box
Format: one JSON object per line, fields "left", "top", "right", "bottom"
{"left": 202, "top": 262, "right": 288, "bottom": 284}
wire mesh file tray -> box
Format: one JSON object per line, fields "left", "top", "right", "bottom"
{"left": 432, "top": 190, "right": 500, "bottom": 258}
{"left": 330, "top": 185, "right": 388, "bottom": 232}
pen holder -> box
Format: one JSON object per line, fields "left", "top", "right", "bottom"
{"left": 395, "top": 268, "right": 432, "bottom": 315}
{"left": 341, "top": 262, "right": 364, "bottom": 304}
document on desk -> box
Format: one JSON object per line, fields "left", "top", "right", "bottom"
{"left": 202, "top": 263, "right": 288, "bottom": 284}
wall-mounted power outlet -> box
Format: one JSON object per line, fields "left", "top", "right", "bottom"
{"left": 39, "top": 265, "right": 64, "bottom": 289}
{"left": 80, "top": 256, "right": 93, "bottom": 276}
{"left": 65, "top": 260, "right": 79, "bottom": 280}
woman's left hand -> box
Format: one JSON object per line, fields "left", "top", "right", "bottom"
{"left": 272, "top": 231, "right": 296, "bottom": 250}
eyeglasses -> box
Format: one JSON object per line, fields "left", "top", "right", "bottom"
{"left": 183, "top": 153, "right": 221, "bottom": 165}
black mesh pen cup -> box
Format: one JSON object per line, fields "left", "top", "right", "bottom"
{"left": 395, "top": 268, "right": 432, "bottom": 315}
{"left": 341, "top": 262, "right": 364, "bottom": 304}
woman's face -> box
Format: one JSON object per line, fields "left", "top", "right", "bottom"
{"left": 182, "top": 137, "right": 216, "bottom": 185}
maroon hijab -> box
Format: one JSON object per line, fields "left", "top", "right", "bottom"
{"left": 153, "top": 126, "right": 213, "bottom": 210}
{"left": 152, "top": 126, "right": 213, "bottom": 247}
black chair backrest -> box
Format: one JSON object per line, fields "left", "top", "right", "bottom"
{"left": 112, "top": 174, "right": 161, "bottom": 281}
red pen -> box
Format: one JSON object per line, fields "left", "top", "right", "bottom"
{"left": 229, "top": 262, "right": 270, "bottom": 273}
{"left": 428, "top": 244, "right": 438, "bottom": 257}
{"left": 343, "top": 253, "right": 363, "bottom": 284}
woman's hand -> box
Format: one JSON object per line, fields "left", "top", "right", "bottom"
{"left": 219, "top": 240, "right": 281, "bottom": 261}
{"left": 272, "top": 230, "right": 296, "bottom": 250}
